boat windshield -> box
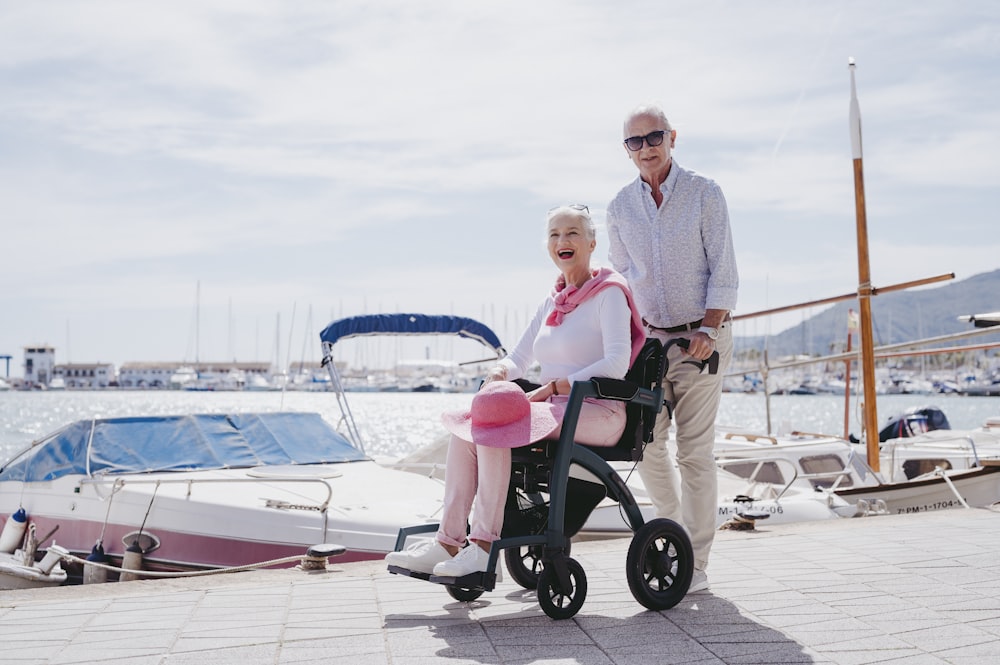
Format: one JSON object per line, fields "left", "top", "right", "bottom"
{"left": 0, "top": 412, "right": 367, "bottom": 482}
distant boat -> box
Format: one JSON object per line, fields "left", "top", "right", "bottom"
{"left": 245, "top": 374, "right": 280, "bottom": 392}
{"left": 169, "top": 366, "right": 198, "bottom": 389}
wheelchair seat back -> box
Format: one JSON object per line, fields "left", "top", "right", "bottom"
{"left": 590, "top": 337, "right": 668, "bottom": 462}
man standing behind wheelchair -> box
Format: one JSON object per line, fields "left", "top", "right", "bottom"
{"left": 607, "top": 103, "right": 739, "bottom": 593}
{"left": 386, "top": 204, "right": 645, "bottom": 579}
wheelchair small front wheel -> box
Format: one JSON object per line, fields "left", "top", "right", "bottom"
{"left": 536, "top": 557, "right": 587, "bottom": 620}
{"left": 446, "top": 585, "right": 484, "bottom": 602}
{"left": 626, "top": 518, "right": 693, "bottom": 611}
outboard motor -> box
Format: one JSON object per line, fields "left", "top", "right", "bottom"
{"left": 879, "top": 405, "right": 951, "bottom": 442}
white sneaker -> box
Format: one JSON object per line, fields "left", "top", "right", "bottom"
{"left": 688, "top": 569, "right": 709, "bottom": 593}
{"left": 385, "top": 539, "right": 453, "bottom": 574}
{"left": 432, "top": 544, "right": 502, "bottom": 582}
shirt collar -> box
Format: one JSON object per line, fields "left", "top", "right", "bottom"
{"left": 638, "top": 160, "right": 680, "bottom": 198}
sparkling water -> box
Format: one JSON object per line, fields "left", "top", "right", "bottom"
{"left": 1, "top": 390, "right": 998, "bottom": 463}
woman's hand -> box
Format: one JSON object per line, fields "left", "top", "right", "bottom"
{"left": 481, "top": 365, "right": 508, "bottom": 386}
{"left": 527, "top": 379, "right": 560, "bottom": 402}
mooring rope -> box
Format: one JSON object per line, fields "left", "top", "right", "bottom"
{"left": 55, "top": 551, "right": 312, "bottom": 578}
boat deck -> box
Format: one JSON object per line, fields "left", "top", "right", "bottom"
{"left": 3, "top": 506, "right": 1000, "bottom": 664}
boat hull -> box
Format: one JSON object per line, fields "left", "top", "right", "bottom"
{"left": 834, "top": 463, "right": 1000, "bottom": 516}
{"left": 1, "top": 461, "right": 444, "bottom": 574}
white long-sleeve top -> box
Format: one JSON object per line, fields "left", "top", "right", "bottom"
{"left": 498, "top": 286, "right": 632, "bottom": 386}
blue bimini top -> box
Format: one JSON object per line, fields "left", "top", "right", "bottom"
{"left": 319, "top": 313, "right": 504, "bottom": 355}
{"left": 0, "top": 412, "right": 367, "bottom": 483}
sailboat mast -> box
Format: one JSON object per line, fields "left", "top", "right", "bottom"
{"left": 849, "top": 58, "right": 881, "bottom": 471}
{"left": 195, "top": 280, "right": 201, "bottom": 371}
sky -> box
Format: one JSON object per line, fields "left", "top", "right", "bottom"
{"left": 2, "top": 1, "right": 999, "bottom": 374}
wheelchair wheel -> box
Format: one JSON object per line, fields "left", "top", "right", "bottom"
{"left": 536, "top": 557, "right": 587, "bottom": 620}
{"left": 626, "top": 518, "right": 693, "bottom": 611}
{"left": 504, "top": 541, "right": 570, "bottom": 590}
{"left": 446, "top": 585, "right": 484, "bottom": 603}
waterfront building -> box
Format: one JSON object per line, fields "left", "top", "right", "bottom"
{"left": 52, "top": 363, "right": 116, "bottom": 389}
{"left": 118, "top": 361, "right": 273, "bottom": 389}
{"left": 23, "top": 345, "right": 56, "bottom": 387}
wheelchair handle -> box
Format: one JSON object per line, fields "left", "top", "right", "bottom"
{"left": 662, "top": 337, "right": 720, "bottom": 375}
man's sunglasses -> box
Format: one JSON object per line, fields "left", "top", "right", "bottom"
{"left": 624, "top": 130, "right": 667, "bottom": 152}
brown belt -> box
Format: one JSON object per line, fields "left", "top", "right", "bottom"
{"left": 643, "top": 313, "right": 731, "bottom": 334}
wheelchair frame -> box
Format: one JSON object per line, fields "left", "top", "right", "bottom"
{"left": 389, "top": 338, "right": 714, "bottom": 619}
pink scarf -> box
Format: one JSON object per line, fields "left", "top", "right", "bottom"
{"left": 546, "top": 267, "right": 647, "bottom": 366}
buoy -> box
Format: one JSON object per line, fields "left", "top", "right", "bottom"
{"left": 84, "top": 542, "right": 110, "bottom": 584}
{"left": 0, "top": 508, "right": 28, "bottom": 554}
{"left": 118, "top": 539, "right": 144, "bottom": 582}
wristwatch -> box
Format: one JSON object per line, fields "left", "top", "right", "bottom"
{"left": 697, "top": 326, "right": 719, "bottom": 340}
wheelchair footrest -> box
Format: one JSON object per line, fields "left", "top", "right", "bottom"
{"left": 387, "top": 565, "right": 432, "bottom": 581}
{"left": 429, "top": 571, "right": 497, "bottom": 592}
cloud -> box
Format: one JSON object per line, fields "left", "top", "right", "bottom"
{"left": 1, "top": 1, "right": 998, "bottom": 368}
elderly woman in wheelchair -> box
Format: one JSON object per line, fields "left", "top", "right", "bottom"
{"left": 386, "top": 204, "right": 699, "bottom": 619}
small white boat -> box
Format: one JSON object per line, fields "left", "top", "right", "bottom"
{"left": 713, "top": 427, "right": 1000, "bottom": 520}
{"left": 0, "top": 519, "right": 68, "bottom": 590}
{"left": 0, "top": 549, "right": 68, "bottom": 590}
{"left": 834, "top": 461, "right": 1000, "bottom": 516}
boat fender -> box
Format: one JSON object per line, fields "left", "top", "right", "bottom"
{"left": 118, "top": 540, "right": 144, "bottom": 582}
{"left": 84, "top": 543, "right": 110, "bottom": 585}
{"left": 0, "top": 508, "right": 28, "bottom": 554}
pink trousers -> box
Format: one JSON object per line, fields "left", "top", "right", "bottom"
{"left": 436, "top": 397, "right": 626, "bottom": 548}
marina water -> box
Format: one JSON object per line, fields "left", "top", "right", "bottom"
{"left": 2, "top": 391, "right": 998, "bottom": 463}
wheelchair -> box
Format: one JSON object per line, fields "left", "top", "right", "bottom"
{"left": 388, "top": 337, "right": 718, "bottom": 619}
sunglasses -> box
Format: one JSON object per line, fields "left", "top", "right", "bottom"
{"left": 548, "top": 204, "right": 589, "bottom": 213}
{"left": 623, "top": 130, "right": 667, "bottom": 152}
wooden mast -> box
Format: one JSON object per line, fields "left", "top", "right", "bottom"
{"left": 849, "top": 58, "right": 880, "bottom": 470}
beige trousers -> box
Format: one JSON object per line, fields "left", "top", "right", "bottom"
{"left": 637, "top": 322, "right": 733, "bottom": 571}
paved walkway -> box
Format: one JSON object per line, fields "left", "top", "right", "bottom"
{"left": 3, "top": 507, "right": 1000, "bottom": 664}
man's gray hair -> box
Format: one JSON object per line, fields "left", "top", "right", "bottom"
{"left": 624, "top": 104, "right": 672, "bottom": 134}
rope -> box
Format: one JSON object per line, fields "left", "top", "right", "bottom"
{"left": 56, "top": 551, "right": 310, "bottom": 578}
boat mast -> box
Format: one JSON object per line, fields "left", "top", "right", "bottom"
{"left": 849, "top": 58, "right": 880, "bottom": 470}
{"left": 195, "top": 280, "right": 201, "bottom": 373}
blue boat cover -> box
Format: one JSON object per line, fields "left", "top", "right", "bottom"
{"left": 0, "top": 413, "right": 367, "bottom": 483}
{"left": 319, "top": 314, "right": 504, "bottom": 354}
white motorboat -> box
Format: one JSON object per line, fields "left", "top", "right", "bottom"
{"left": 713, "top": 427, "right": 1000, "bottom": 519}
{"left": 879, "top": 424, "right": 1000, "bottom": 481}
{"left": 0, "top": 412, "right": 446, "bottom": 580}
{"left": 584, "top": 423, "right": 1000, "bottom": 532}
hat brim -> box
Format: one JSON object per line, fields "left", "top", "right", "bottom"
{"left": 441, "top": 402, "right": 559, "bottom": 449}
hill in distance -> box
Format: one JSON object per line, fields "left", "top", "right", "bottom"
{"left": 735, "top": 269, "right": 1000, "bottom": 358}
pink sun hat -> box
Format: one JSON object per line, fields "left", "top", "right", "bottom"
{"left": 441, "top": 381, "right": 559, "bottom": 448}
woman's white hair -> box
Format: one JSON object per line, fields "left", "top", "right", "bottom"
{"left": 546, "top": 205, "right": 596, "bottom": 240}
